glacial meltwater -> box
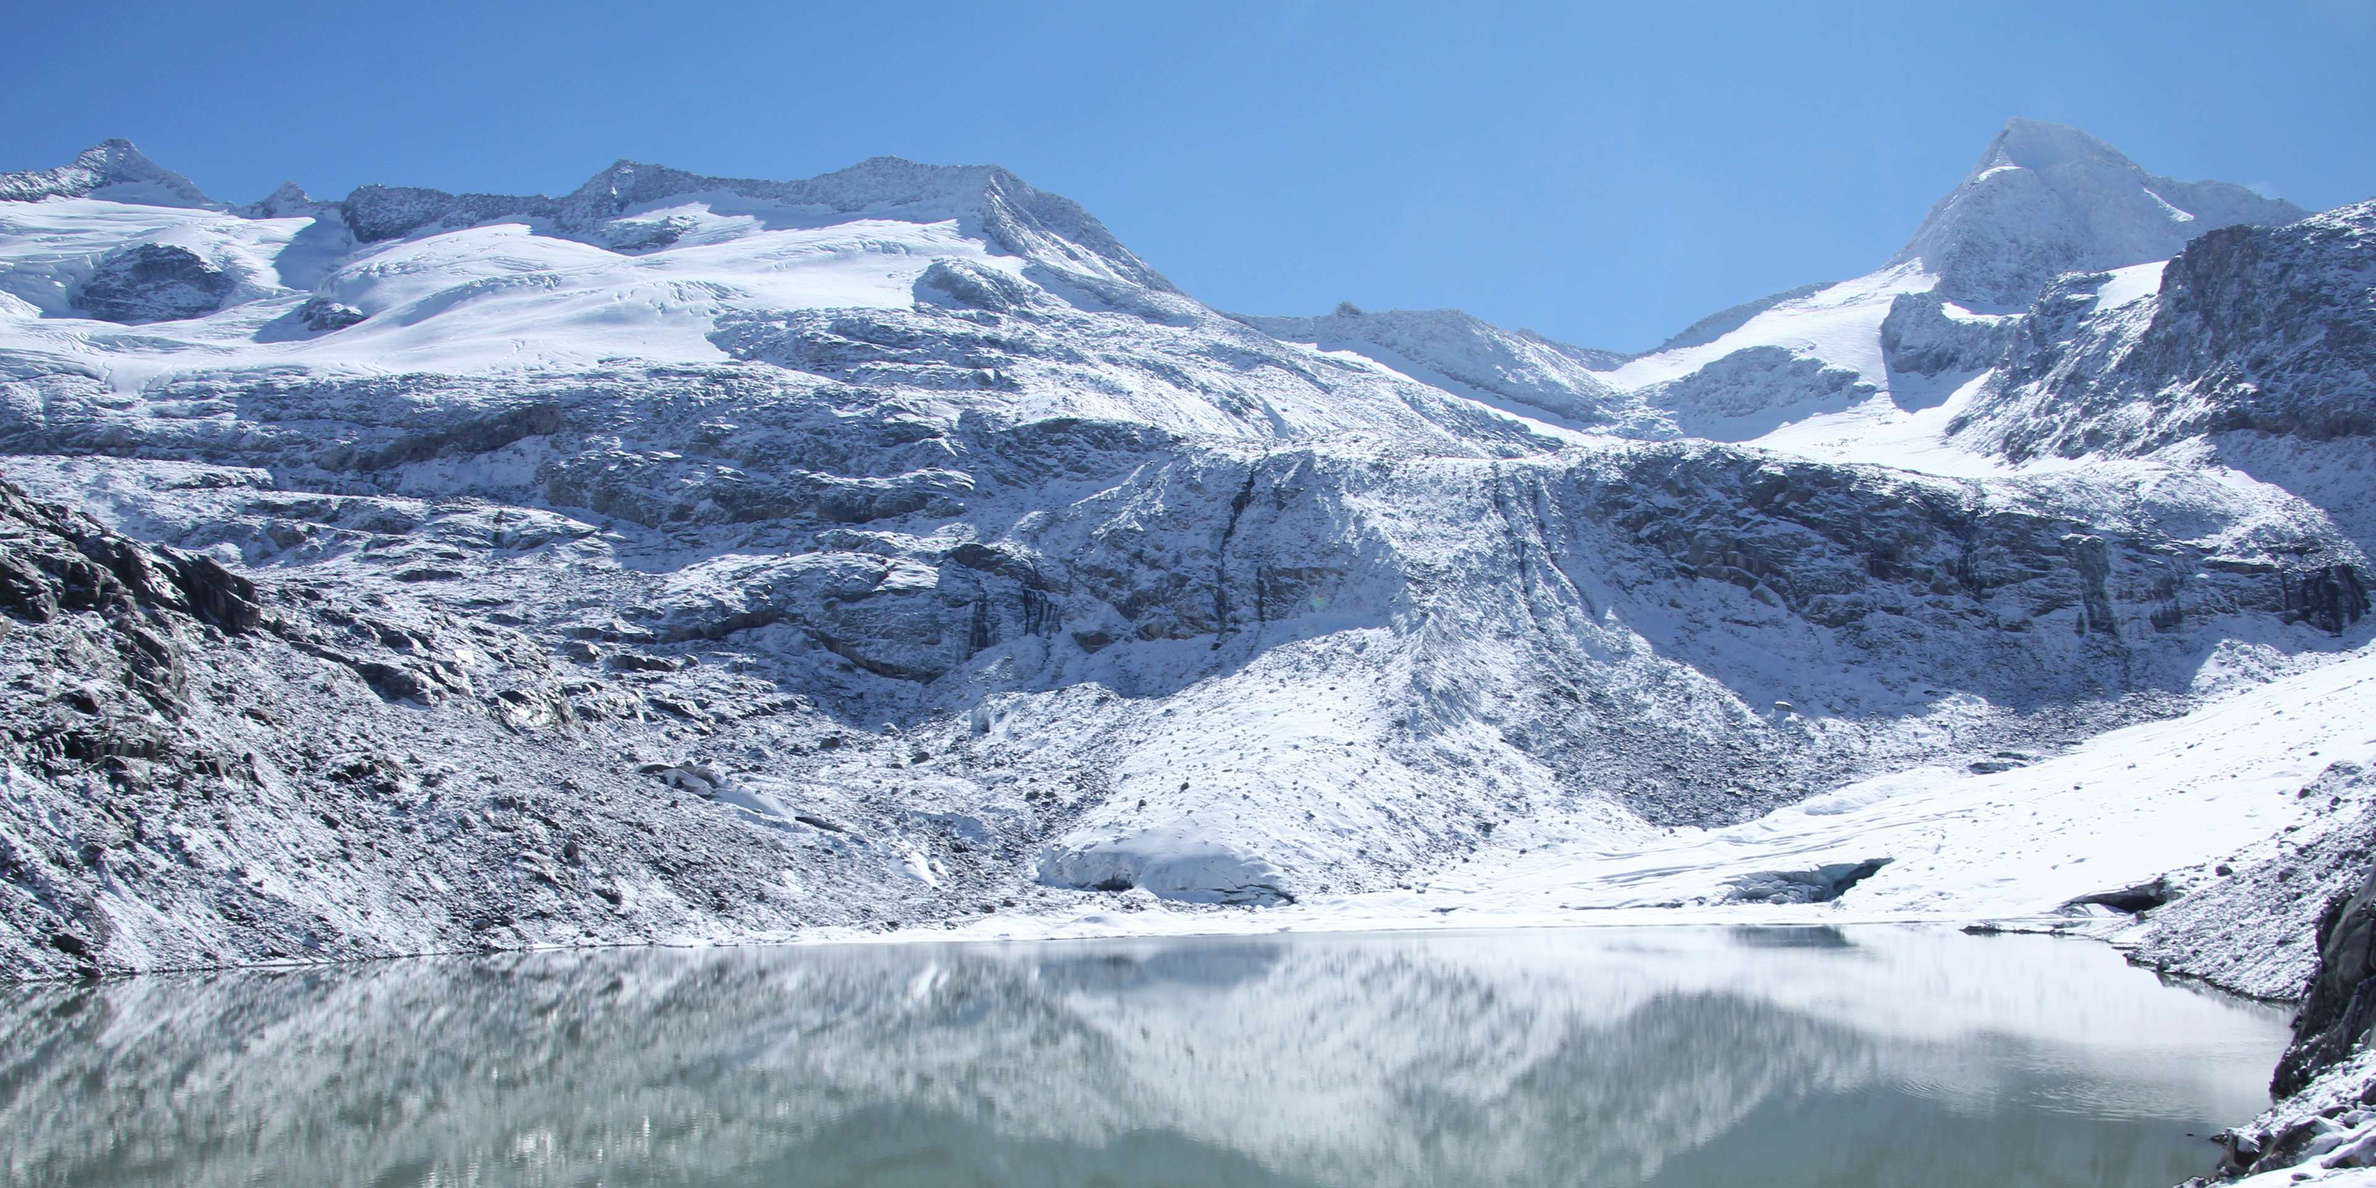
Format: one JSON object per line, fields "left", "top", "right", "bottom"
{"left": 0, "top": 925, "right": 2288, "bottom": 1188}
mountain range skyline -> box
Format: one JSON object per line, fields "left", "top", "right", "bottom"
{"left": 7, "top": 0, "right": 2370, "bottom": 352}
{"left": 1, "top": 115, "right": 2332, "bottom": 362}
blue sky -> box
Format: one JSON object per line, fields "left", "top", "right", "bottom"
{"left": 6, "top": 1, "right": 2370, "bottom": 351}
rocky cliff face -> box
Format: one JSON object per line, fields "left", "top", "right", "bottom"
{"left": 1, "top": 369, "right": 2359, "bottom": 923}
{"left": 1949, "top": 200, "right": 2376, "bottom": 564}
{"left": 2278, "top": 862, "right": 2376, "bottom": 1097}
{"left": 2176, "top": 828, "right": 2376, "bottom": 1181}
{"left": 1952, "top": 200, "right": 2376, "bottom": 461}
{"left": 0, "top": 476, "right": 1011, "bottom": 979}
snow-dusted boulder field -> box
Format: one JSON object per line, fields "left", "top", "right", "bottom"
{"left": 0, "top": 118, "right": 2370, "bottom": 1008}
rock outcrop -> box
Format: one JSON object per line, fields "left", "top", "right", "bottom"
{"left": 2279, "top": 861, "right": 2376, "bottom": 1097}
{"left": 0, "top": 476, "right": 999, "bottom": 979}
{"left": 71, "top": 244, "right": 236, "bottom": 323}
{"left": 1954, "top": 200, "right": 2376, "bottom": 463}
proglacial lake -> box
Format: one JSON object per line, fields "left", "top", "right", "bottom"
{"left": 0, "top": 925, "right": 2289, "bottom": 1187}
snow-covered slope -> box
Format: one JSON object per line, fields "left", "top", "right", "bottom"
{"left": 0, "top": 151, "right": 1552, "bottom": 453}
{"left": 1241, "top": 304, "right": 1647, "bottom": 432}
{"left": 0, "top": 123, "right": 2369, "bottom": 983}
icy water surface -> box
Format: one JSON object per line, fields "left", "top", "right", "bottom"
{"left": 0, "top": 925, "right": 2288, "bottom": 1187}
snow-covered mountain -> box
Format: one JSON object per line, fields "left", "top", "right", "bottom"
{"left": 0, "top": 138, "right": 217, "bottom": 209}
{"left": 1608, "top": 120, "right": 2308, "bottom": 449}
{"left": 0, "top": 118, "right": 2369, "bottom": 988}
{"left": 1275, "top": 120, "right": 2314, "bottom": 457}
{"left": 1949, "top": 198, "right": 2376, "bottom": 544}
{"left": 1891, "top": 118, "right": 2305, "bottom": 311}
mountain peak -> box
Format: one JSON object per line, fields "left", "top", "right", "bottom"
{"left": 240, "top": 180, "right": 326, "bottom": 219}
{"left": 1891, "top": 118, "right": 2302, "bottom": 308}
{"left": 1982, "top": 118, "right": 2127, "bottom": 172}
{"left": 0, "top": 138, "right": 218, "bottom": 208}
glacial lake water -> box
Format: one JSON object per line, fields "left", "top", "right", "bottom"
{"left": 0, "top": 925, "right": 2289, "bottom": 1188}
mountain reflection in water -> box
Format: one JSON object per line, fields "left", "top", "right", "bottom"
{"left": 0, "top": 925, "right": 2288, "bottom": 1187}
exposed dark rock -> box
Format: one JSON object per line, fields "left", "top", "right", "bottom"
{"left": 1954, "top": 200, "right": 2376, "bottom": 470}
{"left": 2275, "top": 865, "right": 2376, "bottom": 1096}
{"left": 2283, "top": 564, "right": 2372, "bottom": 635}
{"left": 1879, "top": 290, "right": 2017, "bottom": 378}
{"left": 2060, "top": 877, "right": 2172, "bottom": 914}
{"left": 1722, "top": 858, "right": 1892, "bottom": 905}
{"left": 297, "top": 299, "right": 367, "bottom": 332}
{"left": 1965, "top": 751, "right": 2036, "bottom": 774}
{"left": 72, "top": 244, "right": 234, "bottom": 324}
{"left": 163, "top": 554, "right": 263, "bottom": 635}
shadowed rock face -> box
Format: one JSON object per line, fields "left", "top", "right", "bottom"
{"left": 0, "top": 482, "right": 261, "bottom": 640}
{"left": 1953, "top": 201, "right": 2376, "bottom": 464}
{"left": 295, "top": 298, "right": 365, "bottom": 332}
{"left": 2283, "top": 565, "right": 2374, "bottom": 636}
{"left": 1724, "top": 858, "right": 1892, "bottom": 904}
{"left": 1880, "top": 291, "right": 2018, "bottom": 380}
{"left": 71, "top": 244, "right": 235, "bottom": 323}
{"left": 0, "top": 478, "right": 992, "bottom": 980}
{"left": 2276, "top": 865, "right": 2376, "bottom": 1097}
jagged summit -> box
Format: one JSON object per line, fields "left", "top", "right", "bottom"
{"left": 0, "top": 138, "right": 218, "bottom": 208}
{"left": 240, "top": 180, "right": 325, "bottom": 219}
{"left": 1892, "top": 117, "right": 2303, "bottom": 308}
{"left": 563, "top": 154, "right": 1021, "bottom": 213}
